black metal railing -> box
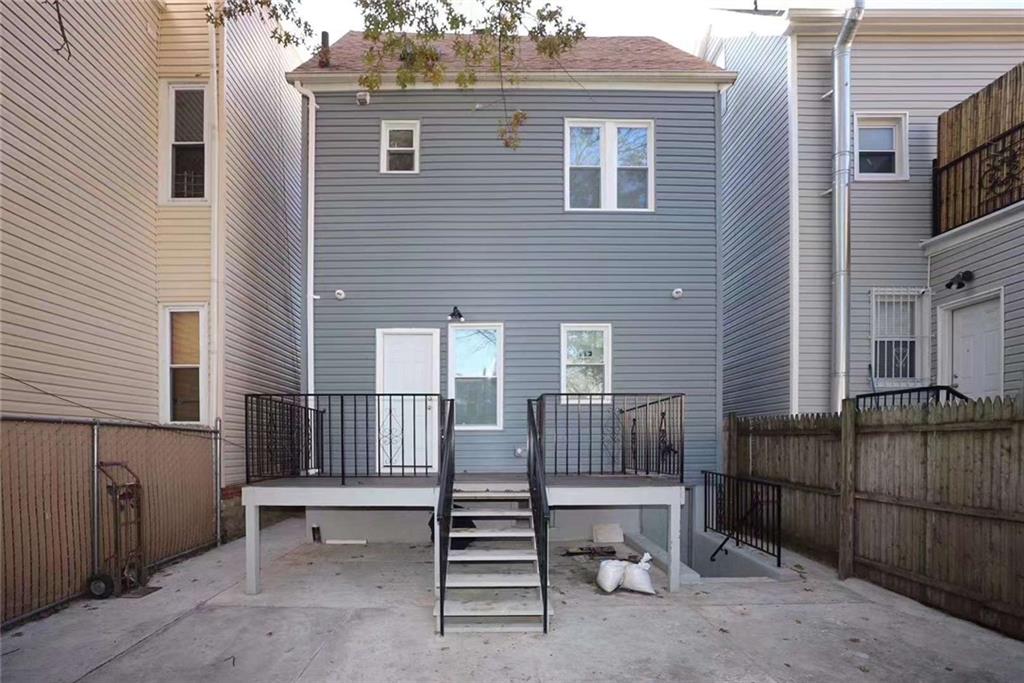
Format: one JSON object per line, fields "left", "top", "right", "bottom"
{"left": 534, "top": 393, "right": 685, "bottom": 481}
{"left": 527, "top": 399, "right": 551, "bottom": 633}
{"left": 855, "top": 385, "right": 968, "bottom": 411}
{"left": 703, "top": 471, "right": 781, "bottom": 567}
{"left": 245, "top": 393, "right": 444, "bottom": 483}
{"left": 435, "top": 398, "right": 456, "bottom": 636}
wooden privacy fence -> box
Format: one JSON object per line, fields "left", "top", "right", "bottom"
{"left": 725, "top": 398, "right": 1024, "bottom": 640}
{"left": 1, "top": 418, "right": 220, "bottom": 627}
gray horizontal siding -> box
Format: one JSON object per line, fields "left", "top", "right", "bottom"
{"left": 929, "top": 216, "right": 1024, "bottom": 400}
{"left": 719, "top": 35, "right": 792, "bottom": 416}
{"left": 313, "top": 89, "right": 720, "bottom": 479}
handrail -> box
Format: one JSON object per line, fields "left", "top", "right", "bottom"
{"left": 855, "top": 385, "right": 968, "bottom": 410}
{"left": 703, "top": 470, "right": 782, "bottom": 567}
{"left": 527, "top": 399, "right": 551, "bottom": 633}
{"left": 435, "top": 399, "right": 456, "bottom": 636}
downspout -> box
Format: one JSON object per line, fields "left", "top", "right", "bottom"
{"left": 830, "top": 1, "right": 864, "bottom": 413}
{"left": 292, "top": 80, "right": 318, "bottom": 394}
{"left": 208, "top": 23, "right": 225, "bottom": 427}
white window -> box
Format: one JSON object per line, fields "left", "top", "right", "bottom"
{"left": 160, "top": 305, "right": 207, "bottom": 423}
{"left": 565, "top": 119, "right": 654, "bottom": 211}
{"left": 870, "top": 289, "right": 928, "bottom": 386}
{"left": 164, "top": 84, "right": 208, "bottom": 200}
{"left": 560, "top": 324, "right": 612, "bottom": 395}
{"left": 854, "top": 112, "right": 909, "bottom": 180}
{"left": 448, "top": 323, "right": 503, "bottom": 429}
{"left": 380, "top": 120, "right": 420, "bottom": 173}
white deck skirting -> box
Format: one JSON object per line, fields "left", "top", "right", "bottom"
{"left": 242, "top": 479, "right": 685, "bottom": 595}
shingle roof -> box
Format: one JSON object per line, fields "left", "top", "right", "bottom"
{"left": 291, "top": 31, "right": 725, "bottom": 76}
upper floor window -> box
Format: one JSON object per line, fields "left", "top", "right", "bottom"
{"left": 167, "top": 85, "right": 207, "bottom": 200}
{"left": 161, "top": 305, "right": 207, "bottom": 423}
{"left": 380, "top": 120, "right": 420, "bottom": 173}
{"left": 854, "top": 112, "right": 909, "bottom": 181}
{"left": 565, "top": 119, "right": 654, "bottom": 211}
{"left": 871, "top": 288, "right": 927, "bottom": 385}
{"left": 448, "top": 323, "right": 503, "bottom": 429}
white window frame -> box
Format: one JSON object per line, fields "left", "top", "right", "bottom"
{"left": 160, "top": 82, "right": 210, "bottom": 203}
{"left": 448, "top": 322, "right": 504, "bottom": 431}
{"left": 380, "top": 120, "right": 420, "bottom": 174}
{"left": 854, "top": 112, "right": 909, "bottom": 181}
{"left": 869, "top": 288, "right": 928, "bottom": 388}
{"left": 564, "top": 119, "right": 655, "bottom": 212}
{"left": 159, "top": 304, "right": 209, "bottom": 425}
{"left": 560, "top": 323, "right": 613, "bottom": 400}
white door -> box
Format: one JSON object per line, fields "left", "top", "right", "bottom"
{"left": 950, "top": 297, "right": 1002, "bottom": 398}
{"left": 375, "top": 329, "right": 440, "bottom": 473}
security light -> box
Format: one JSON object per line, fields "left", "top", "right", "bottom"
{"left": 447, "top": 306, "right": 465, "bottom": 322}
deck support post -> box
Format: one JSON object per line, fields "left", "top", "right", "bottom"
{"left": 245, "top": 503, "right": 261, "bottom": 594}
{"left": 667, "top": 500, "right": 681, "bottom": 592}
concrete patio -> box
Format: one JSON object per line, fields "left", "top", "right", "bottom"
{"left": 2, "top": 517, "right": 1021, "bottom": 683}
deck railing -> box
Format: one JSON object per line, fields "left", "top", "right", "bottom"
{"left": 855, "top": 385, "right": 968, "bottom": 411}
{"left": 534, "top": 393, "right": 685, "bottom": 482}
{"left": 526, "top": 399, "right": 551, "bottom": 633}
{"left": 434, "top": 399, "right": 456, "bottom": 636}
{"left": 245, "top": 393, "right": 444, "bottom": 483}
{"left": 703, "top": 471, "right": 781, "bottom": 567}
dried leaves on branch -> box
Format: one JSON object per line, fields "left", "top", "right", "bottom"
{"left": 206, "top": 0, "right": 585, "bottom": 148}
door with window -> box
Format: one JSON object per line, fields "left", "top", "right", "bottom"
{"left": 950, "top": 297, "right": 1002, "bottom": 398}
{"left": 375, "top": 329, "right": 439, "bottom": 473}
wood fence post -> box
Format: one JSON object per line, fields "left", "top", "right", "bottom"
{"left": 725, "top": 413, "right": 738, "bottom": 475}
{"left": 838, "top": 398, "right": 857, "bottom": 579}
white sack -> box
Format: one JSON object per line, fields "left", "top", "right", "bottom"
{"left": 596, "top": 559, "right": 627, "bottom": 592}
{"left": 621, "top": 552, "right": 656, "bottom": 595}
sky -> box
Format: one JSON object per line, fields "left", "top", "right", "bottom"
{"left": 298, "top": 0, "right": 1024, "bottom": 57}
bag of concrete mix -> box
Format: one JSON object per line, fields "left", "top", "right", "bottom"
{"left": 596, "top": 559, "right": 627, "bottom": 592}
{"left": 621, "top": 553, "right": 656, "bottom": 595}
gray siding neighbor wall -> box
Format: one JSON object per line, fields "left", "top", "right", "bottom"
{"left": 929, "top": 215, "right": 1024, "bottom": 401}
{"left": 718, "top": 35, "right": 792, "bottom": 416}
{"left": 313, "top": 89, "right": 721, "bottom": 479}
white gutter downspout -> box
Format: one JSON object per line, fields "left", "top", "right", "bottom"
{"left": 830, "top": 1, "right": 864, "bottom": 413}
{"left": 292, "top": 81, "right": 318, "bottom": 393}
{"left": 208, "top": 24, "right": 225, "bottom": 427}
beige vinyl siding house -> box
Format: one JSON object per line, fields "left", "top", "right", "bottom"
{"left": 0, "top": 0, "right": 303, "bottom": 502}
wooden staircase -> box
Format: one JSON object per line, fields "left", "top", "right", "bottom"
{"left": 435, "top": 481, "right": 550, "bottom": 633}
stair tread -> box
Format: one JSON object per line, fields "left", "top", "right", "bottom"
{"left": 449, "top": 548, "right": 537, "bottom": 562}
{"left": 454, "top": 491, "right": 531, "bottom": 500}
{"left": 451, "top": 509, "right": 531, "bottom": 518}
{"left": 438, "top": 598, "right": 547, "bottom": 617}
{"left": 443, "top": 622, "right": 545, "bottom": 634}
{"left": 450, "top": 528, "right": 534, "bottom": 538}
{"left": 446, "top": 573, "right": 541, "bottom": 588}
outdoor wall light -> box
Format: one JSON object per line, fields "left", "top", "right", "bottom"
{"left": 447, "top": 306, "right": 465, "bottom": 322}
{"left": 945, "top": 270, "right": 974, "bottom": 290}
{"left": 334, "top": 289, "right": 346, "bottom": 300}
{"left": 671, "top": 288, "right": 684, "bottom": 300}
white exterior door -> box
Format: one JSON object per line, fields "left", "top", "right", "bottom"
{"left": 950, "top": 297, "right": 1002, "bottom": 399}
{"left": 375, "top": 329, "right": 440, "bottom": 472}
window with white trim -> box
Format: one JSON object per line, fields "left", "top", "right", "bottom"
{"left": 561, "top": 324, "right": 612, "bottom": 395}
{"left": 854, "top": 113, "right": 909, "bottom": 180}
{"left": 565, "top": 120, "right": 653, "bottom": 211}
{"left": 870, "top": 289, "right": 927, "bottom": 385}
{"left": 161, "top": 305, "right": 207, "bottom": 423}
{"left": 448, "top": 323, "right": 503, "bottom": 429}
{"left": 380, "top": 120, "right": 420, "bottom": 173}
{"left": 167, "top": 85, "right": 207, "bottom": 199}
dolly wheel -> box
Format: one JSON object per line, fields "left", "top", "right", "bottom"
{"left": 87, "top": 573, "right": 115, "bottom": 599}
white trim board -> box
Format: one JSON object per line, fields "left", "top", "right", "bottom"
{"left": 935, "top": 287, "right": 1005, "bottom": 396}
{"left": 921, "top": 203, "right": 1024, "bottom": 255}
{"left": 286, "top": 71, "right": 737, "bottom": 91}
{"left": 786, "top": 32, "right": 801, "bottom": 414}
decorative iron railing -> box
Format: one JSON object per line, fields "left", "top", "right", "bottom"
{"left": 933, "top": 122, "right": 1024, "bottom": 235}
{"left": 703, "top": 471, "right": 781, "bottom": 567}
{"left": 435, "top": 399, "right": 456, "bottom": 636}
{"left": 533, "top": 393, "right": 685, "bottom": 481}
{"left": 527, "top": 399, "right": 551, "bottom": 633}
{"left": 244, "top": 393, "right": 444, "bottom": 483}
{"left": 855, "top": 385, "right": 968, "bottom": 411}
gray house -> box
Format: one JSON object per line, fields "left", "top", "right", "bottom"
{"left": 704, "top": 6, "right": 1024, "bottom": 416}
{"left": 241, "top": 32, "right": 735, "bottom": 633}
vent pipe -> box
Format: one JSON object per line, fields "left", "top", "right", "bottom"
{"left": 830, "top": 0, "right": 864, "bottom": 412}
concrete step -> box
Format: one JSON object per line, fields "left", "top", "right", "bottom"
{"left": 454, "top": 490, "right": 531, "bottom": 501}
{"left": 451, "top": 508, "right": 531, "bottom": 519}
{"left": 445, "top": 573, "right": 541, "bottom": 588}
{"left": 436, "top": 598, "right": 548, "bottom": 618}
{"left": 448, "top": 548, "right": 537, "bottom": 562}
{"left": 450, "top": 528, "right": 534, "bottom": 539}
{"left": 443, "top": 621, "right": 545, "bottom": 634}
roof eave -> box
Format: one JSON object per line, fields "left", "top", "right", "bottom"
{"left": 785, "top": 8, "right": 1024, "bottom": 36}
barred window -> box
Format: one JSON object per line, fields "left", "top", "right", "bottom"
{"left": 871, "top": 289, "right": 927, "bottom": 383}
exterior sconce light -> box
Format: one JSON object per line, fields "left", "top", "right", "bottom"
{"left": 334, "top": 289, "right": 346, "bottom": 300}
{"left": 447, "top": 306, "right": 465, "bottom": 322}
{"left": 671, "top": 288, "right": 684, "bottom": 300}
{"left": 944, "top": 271, "right": 974, "bottom": 290}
